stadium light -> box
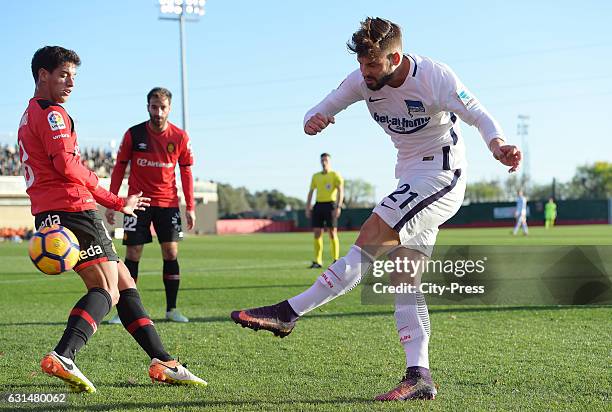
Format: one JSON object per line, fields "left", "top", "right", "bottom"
{"left": 517, "top": 114, "right": 530, "bottom": 184}
{"left": 159, "top": 0, "right": 206, "bottom": 132}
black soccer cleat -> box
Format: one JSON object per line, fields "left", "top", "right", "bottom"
{"left": 231, "top": 304, "right": 297, "bottom": 338}
{"left": 308, "top": 262, "right": 323, "bottom": 269}
{"left": 375, "top": 367, "right": 437, "bottom": 401}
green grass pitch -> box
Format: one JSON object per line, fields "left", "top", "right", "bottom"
{"left": 0, "top": 225, "right": 610, "bottom": 411}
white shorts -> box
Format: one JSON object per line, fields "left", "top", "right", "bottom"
{"left": 373, "top": 168, "right": 466, "bottom": 257}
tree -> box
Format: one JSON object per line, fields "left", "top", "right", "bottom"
{"left": 344, "top": 178, "right": 376, "bottom": 208}
{"left": 528, "top": 181, "right": 555, "bottom": 201}
{"left": 464, "top": 179, "right": 503, "bottom": 202}
{"left": 567, "top": 162, "right": 612, "bottom": 199}
{"left": 217, "top": 183, "right": 305, "bottom": 217}
{"left": 217, "top": 183, "right": 251, "bottom": 216}
{"left": 504, "top": 173, "right": 530, "bottom": 199}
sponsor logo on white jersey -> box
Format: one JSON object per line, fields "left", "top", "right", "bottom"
{"left": 373, "top": 112, "right": 431, "bottom": 135}
{"left": 136, "top": 158, "right": 174, "bottom": 168}
{"left": 47, "top": 111, "right": 66, "bottom": 131}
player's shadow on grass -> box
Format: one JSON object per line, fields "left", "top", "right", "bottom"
{"left": 0, "top": 398, "right": 375, "bottom": 411}
{"left": 0, "top": 305, "right": 605, "bottom": 328}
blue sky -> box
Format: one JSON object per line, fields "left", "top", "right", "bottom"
{"left": 2, "top": 0, "right": 610, "bottom": 199}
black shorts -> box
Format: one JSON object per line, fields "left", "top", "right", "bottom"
{"left": 122, "top": 206, "right": 183, "bottom": 245}
{"left": 34, "top": 210, "right": 119, "bottom": 272}
{"left": 311, "top": 202, "right": 338, "bottom": 228}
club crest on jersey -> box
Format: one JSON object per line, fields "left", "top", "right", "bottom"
{"left": 405, "top": 100, "right": 425, "bottom": 118}
{"left": 47, "top": 111, "right": 66, "bottom": 131}
{"left": 167, "top": 142, "right": 175, "bottom": 154}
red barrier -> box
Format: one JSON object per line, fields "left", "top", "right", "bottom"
{"left": 216, "top": 219, "right": 295, "bottom": 234}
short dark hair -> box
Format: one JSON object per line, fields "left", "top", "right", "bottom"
{"left": 147, "top": 87, "right": 172, "bottom": 104}
{"left": 31, "top": 46, "right": 81, "bottom": 82}
{"left": 320, "top": 153, "right": 331, "bottom": 158}
{"left": 347, "top": 17, "right": 402, "bottom": 58}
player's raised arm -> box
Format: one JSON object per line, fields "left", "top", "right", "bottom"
{"left": 435, "top": 64, "right": 522, "bottom": 173}
{"left": 303, "top": 71, "right": 363, "bottom": 135}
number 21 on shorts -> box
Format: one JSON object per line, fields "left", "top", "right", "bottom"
{"left": 387, "top": 184, "right": 418, "bottom": 209}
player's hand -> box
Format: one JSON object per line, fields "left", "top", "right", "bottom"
{"left": 335, "top": 207, "right": 341, "bottom": 218}
{"left": 105, "top": 209, "right": 116, "bottom": 225}
{"left": 186, "top": 210, "right": 196, "bottom": 231}
{"left": 490, "top": 139, "right": 522, "bottom": 173}
{"left": 304, "top": 113, "right": 335, "bottom": 135}
{"left": 121, "top": 192, "right": 150, "bottom": 216}
{"left": 305, "top": 208, "right": 312, "bottom": 219}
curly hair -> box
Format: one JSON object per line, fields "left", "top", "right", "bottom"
{"left": 31, "top": 46, "right": 81, "bottom": 82}
{"left": 347, "top": 17, "right": 402, "bottom": 58}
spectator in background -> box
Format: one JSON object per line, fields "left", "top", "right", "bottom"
{"left": 544, "top": 197, "right": 557, "bottom": 229}
{"left": 0, "top": 144, "right": 22, "bottom": 176}
{"left": 1, "top": 142, "right": 117, "bottom": 177}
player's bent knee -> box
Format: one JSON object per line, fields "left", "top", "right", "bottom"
{"left": 99, "top": 284, "right": 120, "bottom": 306}
{"left": 356, "top": 213, "right": 399, "bottom": 249}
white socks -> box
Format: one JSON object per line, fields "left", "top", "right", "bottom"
{"left": 395, "top": 291, "right": 431, "bottom": 368}
{"left": 288, "top": 245, "right": 374, "bottom": 316}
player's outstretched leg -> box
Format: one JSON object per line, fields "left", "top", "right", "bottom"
{"left": 231, "top": 244, "right": 374, "bottom": 337}
{"left": 115, "top": 262, "right": 206, "bottom": 386}
{"left": 116, "top": 287, "right": 207, "bottom": 386}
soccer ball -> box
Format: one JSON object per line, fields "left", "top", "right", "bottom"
{"left": 29, "top": 225, "right": 80, "bottom": 275}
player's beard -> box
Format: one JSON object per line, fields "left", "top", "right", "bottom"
{"left": 365, "top": 71, "right": 394, "bottom": 91}
{"left": 150, "top": 116, "right": 167, "bottom": 130}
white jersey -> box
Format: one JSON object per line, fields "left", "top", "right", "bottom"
{"left": 516, "top": 195, "right": 527, "bottom": 215}
{"left": 304, "top": 54, "right": 505, "bottom": 178}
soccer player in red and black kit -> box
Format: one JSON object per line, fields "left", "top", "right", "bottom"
{"left": 18, "top": 46, "right": 206, "bottom": 393}
{"left": 105, "top": 87, "right": 195, "bottom": 323}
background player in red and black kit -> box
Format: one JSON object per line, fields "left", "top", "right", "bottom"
{"left": 18, "top": 46, "right": 206, "bottom": 393}
{"left": 106, "top": 87, "right": 195, "bottom": 323}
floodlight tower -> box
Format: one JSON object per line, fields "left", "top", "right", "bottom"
{"left": 517, "top": 114, "right": 530, "bottom": 185}
{"left": 159, "top": 0, "right": 206, "bottom": 133}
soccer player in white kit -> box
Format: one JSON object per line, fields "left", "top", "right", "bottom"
{"left": 231, "top": 17, "right": 522, "bottom": 401}
{"left": 513, "top": 190, "right": 529, "bottom": 235}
